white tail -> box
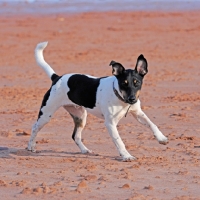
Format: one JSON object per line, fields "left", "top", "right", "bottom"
{"left": 35, "top": 42, "right": 56, "bottom": 79}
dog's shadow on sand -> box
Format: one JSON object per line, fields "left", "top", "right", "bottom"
{"left": 0, "top": 146, "right": 121, "bottom": 161}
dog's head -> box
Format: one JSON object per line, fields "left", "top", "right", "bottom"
{"left": 110, "top": 54, "right": 148, "bottom": 104}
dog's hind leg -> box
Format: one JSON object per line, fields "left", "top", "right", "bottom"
{"left": 27, "top": 117, "right": 50, "bottom": 152}
{"left": 27, "top": 89, "right": 62, "bottom": 152}
{"left": 63, "top": 105, "right": 92, "bottom": 154}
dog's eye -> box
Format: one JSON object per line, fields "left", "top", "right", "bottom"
{"left": 122, "top": 80, "right": 128, "bottom": 86}
{"left": 134, "top": 80, "right": 139, "bottom": 87}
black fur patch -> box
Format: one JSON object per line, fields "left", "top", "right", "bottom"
{"left": 67, "top": 74, "right": 105, "bottom": 109}
{"left": 37, "top": 75, "right": 62, "bottom": 120}
{"left": 51, "top": 73, "right": 60, "bottom": 81}
{"left": 52, "top": 74, "right": 62, "bottom": 85}
{"left": 37, "top": 89, "right": 51, "bottom": 119}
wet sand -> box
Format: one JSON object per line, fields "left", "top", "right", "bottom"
{"left": 0, "top": 6, "right": 200, "bottom": 200}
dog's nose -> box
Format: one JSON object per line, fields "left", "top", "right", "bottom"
{"left": 128, "top": 95, "right": 136, "bottom": 101}
{"left": 128, "top": 95, "right": 136, "bottom": 103}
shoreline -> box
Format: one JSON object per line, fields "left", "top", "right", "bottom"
{"left": 1, "top": 1, "right": 200, "bottom": 16}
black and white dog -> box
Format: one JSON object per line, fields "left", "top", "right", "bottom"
{"left": 27, "top": 42, "right": 168, "bottom": 161}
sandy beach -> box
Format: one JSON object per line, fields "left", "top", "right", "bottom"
{"left": 0, "top": 2, "right": 200, "bottom": 199}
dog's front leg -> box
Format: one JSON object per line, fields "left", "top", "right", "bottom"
{"left": 131, "top": 109, "right": 168, "bottom": 144}
{"left": 105, "top": 119, "right": 136, "bottom": 161}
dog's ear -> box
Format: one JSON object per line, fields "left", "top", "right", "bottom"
{"left": 110, "top": 60, "right": 125, "bottom": 76}
{"left": 135, "top": 54, "right": 148, "bottom": 77}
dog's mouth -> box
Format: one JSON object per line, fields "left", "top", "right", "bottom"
{"left": 126, "top": 99, "right": 138, "bottom": 105}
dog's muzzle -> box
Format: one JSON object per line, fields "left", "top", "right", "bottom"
{"left": 127, "top": 95, "right": 137, "bottom": 104}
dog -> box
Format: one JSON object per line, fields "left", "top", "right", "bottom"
{"left": 27, "top": 42, "right": 168, "bottom": 161}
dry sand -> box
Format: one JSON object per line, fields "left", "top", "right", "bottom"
{"left": 0, "top": 5, "right": 200, "bottom": 200}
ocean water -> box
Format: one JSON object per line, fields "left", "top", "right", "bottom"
{"left": 0, "top": 0, "right": 200, "bottom": 15}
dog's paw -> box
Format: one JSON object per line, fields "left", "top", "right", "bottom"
{"left": 157, "top": 135, "right": 168, "bottom": 145}
{"left": 155, "top": 133, "right": 168, "bottom": 145}
{"left": 26, "top": 143, "right": 37, "bottom": 153}
{"left": 122, "top": 155, "right": 137, "bottom": 162}
{"left": 26, "top": 147, "right": 40, "bottom": 153}
{"left": 26, "top": 147, "right": 37, "bottom": 153}
{"left": 81, "top": 149, "right": 93, "bottom": 154}
{"left": 159, "top": 139, "right": 168, "bottom": 145}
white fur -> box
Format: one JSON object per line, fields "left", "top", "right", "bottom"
{"left": 28, "top": 42, "right": 168, "bottom": 161}
{"left": 35, "top": 42, "right": 56, "bottom": 79}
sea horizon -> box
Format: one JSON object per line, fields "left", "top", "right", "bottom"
{"left": 0, "top": 0, "right": 200, "bottom": 16}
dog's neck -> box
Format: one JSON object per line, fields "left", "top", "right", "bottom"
{"left": 112, "top": 80, "right": 131, "bottom": 117}
{"left": 113, "top": 82, "right": 126, "bottom": 103}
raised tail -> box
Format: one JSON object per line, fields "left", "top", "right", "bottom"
{"left": 35, "top": 42, "right": 59, "bottom": 81}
